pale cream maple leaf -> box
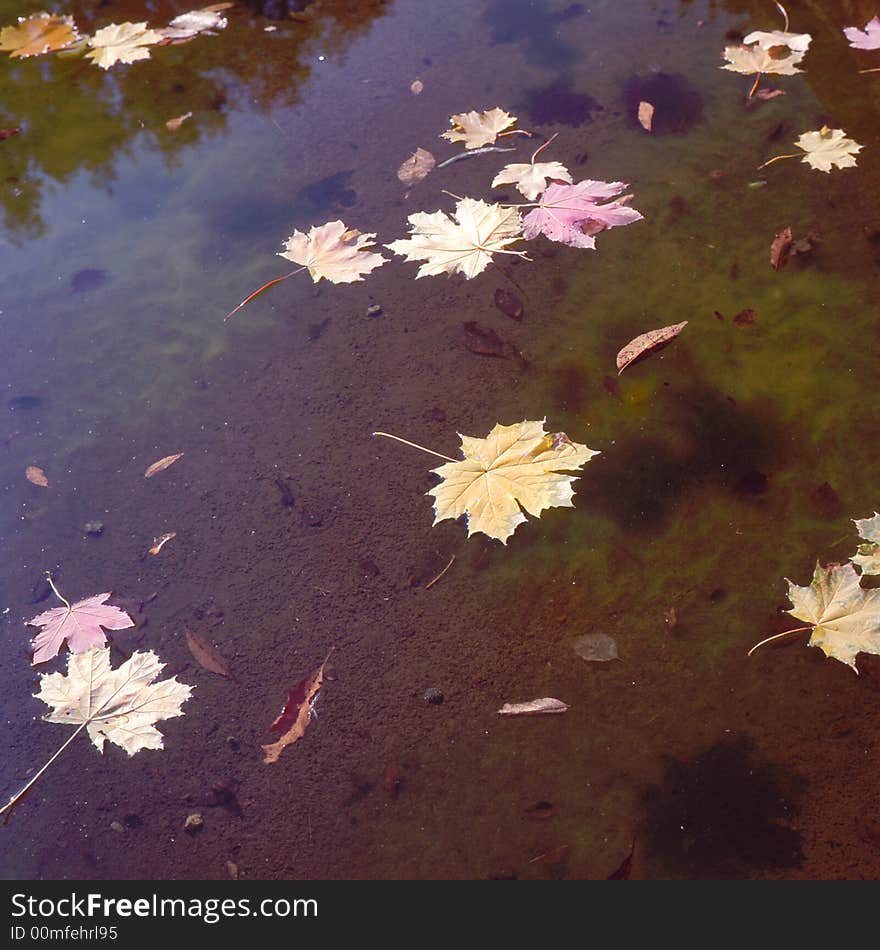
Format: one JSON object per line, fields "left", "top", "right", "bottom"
{"left": 742, "top": 30, "right": 812, "bottom": 52}
{"left": 386, "top": 198, "right": 524, "bottom": 279}
{"left": 852, "top": 513, "right": 880, "bottom": 575}
{"left": 786, "top": 562, "right": 880, "bottom": 672}
{"left": 37, "top": 646, "right": 193, "bottom": 754}
{"left": 721, "top": 44, "right": 805, "bottom": 75}
{"left": 28, "top": 591, "right": 134, "bottom": 665}
{"left": 492, "top": 160, "right": 572, "bottom": 201}
{"left": 441, "top": 107, "right": 516, "bottom": 149}
{"left": 162, "top": 8, "right": 228, "bottom": 42}
{"left": 278, "top": 220, "right": 388, "bottom": 283}
{"left": 795, "top": 127, "right": 862, "bottom": 172}
{"left": 85, "top": 22, "right": 164, "bottom": 69}
{"left": 428, "top": 419, "right": 599, "bottom": 543}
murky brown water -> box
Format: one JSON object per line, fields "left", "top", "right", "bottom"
{"left": 2, "top": 0, "right": 880, "bottom": 880}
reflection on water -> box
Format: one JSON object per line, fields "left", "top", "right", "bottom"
{"left": 2, "top": 0, "right": 880, "bottom": 879}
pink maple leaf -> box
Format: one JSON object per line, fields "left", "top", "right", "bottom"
{"left": 522, "top": 180, "right": 643, "bottom": 248}
{"left": 843, "top": 16, "right": 880, "bottom": 50}
{"left": 28, "top": 593, "right": 134, "bottom": 665}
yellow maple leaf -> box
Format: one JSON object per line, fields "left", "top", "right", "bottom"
{"left": 0, "top": 13, "right": 79, "bottom": 58}
{"left": 386, "top": 198, "right": 525, "bottom": 279}
{"left": 795, "top": 127, "right": 862, "bottom": 172}
{"left": 721, "top": 44, "right": 805, "bottom": 75}
{"left": 85, "top": 22, "right": 164, "bottom": 70}
{"left": 441, "top": 107, "right": 516, "bottom": 149}
{"left": 785, "top": 562, "right": 880, "bottom": 672}
{"left": 427, "top": 419, "right": 599, "bottom": 543}
{"left": 852, "top": 513, "right": 880, "bottom": 575}
{"left": 278, "top": 220, "right": 387, "bottom": 283}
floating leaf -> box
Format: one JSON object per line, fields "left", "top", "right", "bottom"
{"left": 386, "top": 198, "right": 525, "bottom": 279}
{"left": 522, "top": 180, "right": 643, "bottom": 249}
{"left": 148, "top": 532, "right": 176, "bottom": 555}
{"left": 165, "top": 112, "right": 192, "bottom": 131}
{"left": 28, "top": 586, "right": 134, "bottom": 665}
{"left": 794, "top": 127, "right": 861, "bottom": 173}
{"left": 616, "top": 321, "right": 687, "bottom": 374}
{"left": 85, "top": 22, "right": 164, "bottom": 70}
{"left": 498, "top": 698, "right": 569, "bottom": 716}
{"left": 721, "top": 45, "right": 805, "bottom": 75}
{"left": 427, "top": 420, "right": 599, "bottom": 543}
{"left": 637, "top": 101, "right": 654, "bottom": 131}
{"left": 492, "top": 159, "right": 572, "bottom": 201}
{"left": 742, "top": 30, "right": 811, "bottom": 52}
{"left": 279, "top": 220, "right": 388, "bottom": 283}
{"left": 262, "top": 651, "right": 332, "bottom": 764}
{"left": 25, "top": 465, "right": 48, "bottom": 487}
{"left": 853, "top": 513, "right": 880, "bottom": 576}
{"left": 144, "top": 452, "right": 184, "bottom": 478}
{"left": 185, "top": 629, "right": 231, "bottom": 677}
{"left": 441, "top": 107, "right": 516, "bottom": 149}
{"left": 844, "top": 16, "right": 880, "bottom": 50}
{"left": 161, "top": 6, "right": 229, "bottom": 43}
{"left": 0, "top": 13, "right": 79, "bottom": 58}
{"left": 397, "top": 147, "right": 435, "bottom": 185}
{"left": 770, "top": 226, "right": 793, "bottom": 269}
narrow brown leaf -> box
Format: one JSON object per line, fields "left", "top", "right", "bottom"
{"left": 497, "top": 697, "right": 568, "bottom": 716}
{"left": 148, "top": 532, "right": 176, "bottom": 555}
{"left": 144, "top": 453, "right": 184, "bottom": 478}
{"left": 166, "top": 112, "right": 192, "bottom": 131}
{"left": 25, "top": 465, "right": 49, "bottom": 487}
{"left": 770, "top": 226, "right": 793, "bottom": 270}
{"left": 616, "top": 321, "right": 687, "bottom": 374}
{"left": 185, "top": 629, "right": 231, "bottom": 677}
{"left": 637, "top": 101, "right": 654, "bottom": 131}
{"left": 262, "top": 650, "right": 333, "bottom": 764}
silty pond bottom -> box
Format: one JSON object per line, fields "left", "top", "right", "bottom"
{"left": 1, "top": 0, "right": 880, "bottom": 879}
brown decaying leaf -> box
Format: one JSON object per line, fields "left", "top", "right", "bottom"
{"left": 166, "top": 112, "right": 192, "bottom": 131}
{"left": 144, "top": 452, "right": 184, "bottom": 478}
{"left": 493, "top": 288, "right": 524, "bottom": 321}
{"left": 770, "top": 226, "right": 793, "bottom": 270}
{"left": 637, "top": 101, "right": 654, "bottom": 131}
{"left": 0, "top": 127, "right": 21, "bottom": 141}
{"left": 149, "top": 532, "right": 176, "bottom": 555}
{"left": 732, "top": 308, "right": 756, "bottom": 328}
{"left": 497, "top": 697, "right": 568, "bottom": 716}
{"left": 262, "top": 650, "right": 333, "bottom": 764}
{"left": 185, "top": 629, "right": 231, "bottom": 677}
{"left": 616, "top": 321, "right": 688, "bottom": 374}
{"left": 397, "top": 147, "right": 435, "bottom": 185}
{"left": 755, "top": 88, "right": 786, "bottom": 100}
{"left": 25, "top": 465, "right": 49, "bottom": 487}
{"left": 462, "top": 320, "right": 506, "bottom": 357}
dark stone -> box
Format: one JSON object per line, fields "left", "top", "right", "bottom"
{"left": 423, "top": 687, "right": 444, "bottom": 705}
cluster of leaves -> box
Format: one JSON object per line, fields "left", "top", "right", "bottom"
{"left": 0, "top": 5, "right": 228, "bottom": 70}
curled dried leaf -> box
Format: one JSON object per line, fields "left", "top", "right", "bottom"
{"left": 616, "top": 321, "right": 688, "bottom": 374}
{"left": 25, "top": 465, "right": 49, "bottom": 487}
{"left": 144, "top": 453, "right": 184, "bottom": 478}
{"left": 498, "top": 698, "right": 569, "bottom": 716}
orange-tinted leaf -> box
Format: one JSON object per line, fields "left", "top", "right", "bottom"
{"left": 148, "top": 532, "right": 176, "bottom": 555}
{"left": 25, "top": 465, "right": 48, "bottom": 487}
{"left": 637, "top": 101, "right": 654, "bottom": 131}
{"left": 166, "top": 112, "right": 192, "bottom": 131}
{"left": 144, "top": 452, "right": 184, "bottom": 478}
{"left": 185, "top": 629, "right": 231, "bottom": 677}
{"left": 0, "top": 13, "right": 79, "bottom": 58}
{"left": 262, "top": 651, "right": 332, "bottom": 764}
{"left": 616, "top": 321, "right": 688, "bottom": 374}
{"left": 770, "top": 226, "right": 792, "bottom": 270}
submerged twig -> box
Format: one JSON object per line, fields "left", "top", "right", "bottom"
{"left": 425, "top": 554, "right": 456, "bottom": 590}
{"left": 437, "top": 146, "right": 516, "bottom": 170}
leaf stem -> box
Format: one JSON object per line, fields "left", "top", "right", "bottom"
{"left": 757, "top": 152, "right": 799, "bottom": 170}
{"left": 775, "top": 1, "right": 789, "bottom": 33}
{"left": 223, "top": 267, "right": 306, "bottom": 322}
{"left": 747, "top": 625, "right": 812, "bottom": 657}
{"left": 425, "top": 554, "right": 456, "bottom": 589}
{"left": 45, "top": 571, "right": 71, "bottom": 612}
{"left": 858, "top": 67, "right": 880, "bottom": 74}
{"left": 530, "top": 132, "right": 559, "bottom": 165}
{"left": 497, "top": 128, "right": 533, "bottom": 139}
{"left": 748, "top": 73, "right": 762, "bottom": 99}
{"left": 372, "top": 432, "right": 457, "bottom": 463}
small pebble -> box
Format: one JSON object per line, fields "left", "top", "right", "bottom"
{"left": 184, "top": 813, "right": 203, "bottom": 834}
{"left": 84, "top": 521, "right": 104, "bottom": 536}
{"left": 423, "top": 687, "right": 444, "bottom": 705}
{"left": 366, "top": 304, "right": 383, "bottom": 318}
{"left": 226, "top": 736, "right": 240, "bottom": 751}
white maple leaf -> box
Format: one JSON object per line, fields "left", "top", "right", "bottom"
{"left": 795, "top": 127, "right": 862, "bottom": 172}
{"left": 162, "top": 8, "right": 228, "bottom": 42}
{"left": 492, "top": 160, "right": 572, "bottom": 201}
{"left": 37, "top": 646, "right": 193, "bottom": 755}
{"left": 86, "top": 22, "right": 164, "bottom": 69}
{"left": 441, "top": 107, "right": 516, "bottom": 149}
{"left": 721, "top": 44, "right": 805, "bottom": 75}
{"left": 278, "top": 220, "right": 388, "bottom": 283}
{"left": 742, "top": 30, "right": 812, "bottom": 52}
{"left": 852, "top": 513, "right": 880, "bottom": 575}
{"left": 386, "top": 198, "right": 525, "bottom": 279}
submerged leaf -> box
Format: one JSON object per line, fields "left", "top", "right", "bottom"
{"left": 85, "top": 22, "right": 164, "bottom": 69}
{"left": 144, "top": 452, "right": 184, "bottom": 478}
{"left": 28, "top": 592, "right": 134, "bottom": 665}
{"left": 0, "top": 13, "right": 79, "bottom": 58}
{"left": 262, "top": 652, "right": 332, "bottom": 764}
{"left": 279, "top": 220, "right": 388, "bottom": 283}
{"left": 441, "top": 107, "right": 516, "bottom": 149}
{"left": 498, "top": 698, "right": 569, "bottom": 716}
{"left": 386, "top": 198, "right": 524, "bottom": 279}
{"left": 428, "top": 419, "right": 599, "bottom": 543}
{"left": 572, "top": 633, "right": 618, "bottom": 662}
{"left": 185, "top": 629, "right": 231, "bottom": 677}
{"left": 37, "top": 646, "right": 192, "bottom": 754}
{"left": 25, "top": 465, "right": 49, "bottom": 487}
{"left": 616, "top": 321, "right": 687, "bottom": 374}
{"left": 397, "top": 147, "right": 435, "bottom": 185}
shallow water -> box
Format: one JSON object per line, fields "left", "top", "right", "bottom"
{"left": 2, "top": 0, "right": 880, "bottom": 879}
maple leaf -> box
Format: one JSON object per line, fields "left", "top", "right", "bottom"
{"left": 37, "top": 646, "right": 193, "bottom": 754}
{"left": 28, "top": 584, "right": 134, "bottom": 665}
{"left": 492, "top": 159, "right": 572, "bottom": 201}
{"left": 721, "top": 44, "right": 805, "bottom": 75}
{"left": 784, "top": 562, "right": 880, "bottom": 672}
{"left": 844, "top": 16, "right": 880, "bottom": 50}
{"left": 427, "top": 419, "right": 599, "bottom": 543}
{"left": 522, "top": 180, "right": 643, "bottom": 249}
{"left": 0, "top": 13, "right": 79, "bottom": 58}
{"left": 441, "top": 107, "right": 516, "bottom": 149}
{"left": 794, "top": 127, "right": 862, "bottom": 172}
{"left": 162, "top": 6, "right": 229, "bottom": 43}
{"left": 278, "top": 220, "right": 387, "bottom": 283}
{"left": 386, "top": 198, "right": 525, "bottom": 279}
{"left": 85, "top": 22, "right": 164, "bottom": 70}
{"left": 742, "top": 30, "right": 812, "bottom": 52}
{"left": 852, "top": 513, "right": 880, "bottom": 575}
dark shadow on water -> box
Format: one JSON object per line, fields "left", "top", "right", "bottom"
{"left": 640, "top": 734, "right": 806, "bottom": 878}
{"left": 518, "top": 77, "right": 603, "bottom": 127}
{"left": 621, "top": 72, "right": 704, "bottom": 135}
{"left": 483, "top": 0, "right": 584, "bottom": 68}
